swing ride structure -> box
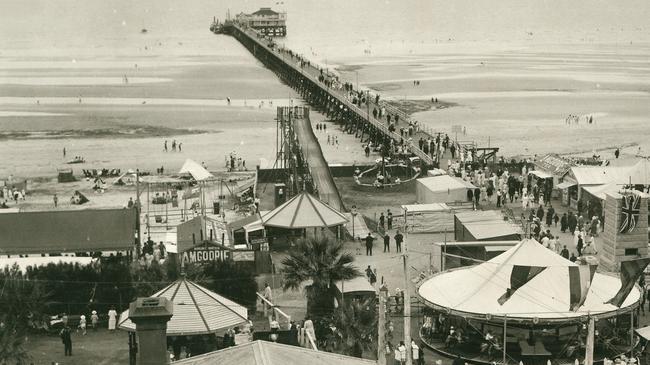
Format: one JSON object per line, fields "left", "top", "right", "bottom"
{"left": 138, "top": 162, "right": 257, "bottom": 251}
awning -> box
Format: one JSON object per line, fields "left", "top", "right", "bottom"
{"left": 401, "top": 203, "right": 451, "bottom": 213}
{"left": 556, "top": 181, "right": 577, "bottom": 189}
{"left": 485, "top": 245, "right": 516, "bottom": 252}
{"left": 636, "top": 325, "right": 650, "bottom": 340}
{"left": 529, "top": 170, "right": 553, "bottom": 179}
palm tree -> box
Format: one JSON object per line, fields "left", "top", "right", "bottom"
{"left": 280, "top": 235, "right": 361, "bottom": 317}
{"left": 332, "top": 297, "right": 378, "bottom": 358}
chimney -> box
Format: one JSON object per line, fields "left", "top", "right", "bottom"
{"left": 129, "top": 297, "right": 173, "bottom": 365}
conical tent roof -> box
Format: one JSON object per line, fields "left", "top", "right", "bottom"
{"left": 262, "top": 192, "right": 348, "bottom": 228}
{"left": 418, "top": 239, "right": 640, "bottom": 321}
{"left": 118, "top": 278, "right": 248, "bottom": 335}
{"left": 624, "top": 159, "right": 650, "bottom": 185}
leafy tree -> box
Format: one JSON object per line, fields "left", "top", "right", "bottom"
{"left": 332, "top": 297, "right": 378, "bottom": 358}
{"left": 280, "top": 236, "right": 361, "bottom": 317}
{"left": 0, "top": 264, "right": 51, "bottom": 365}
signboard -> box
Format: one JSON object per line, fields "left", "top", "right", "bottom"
{"left": 249, "top": 237, "right": 268, "bottom": 245}
{"left": 232, "top": 250, "right": 255, "bottom": 262}
{"left": 181, "top": 247, "right": 230, "bottom": 265}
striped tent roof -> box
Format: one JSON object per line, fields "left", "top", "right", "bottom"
{"left": 118, "top": 278, "right": 248, "bottom": 336}
{"left": 262, "top": 192, "right": 348, "bottom": 229}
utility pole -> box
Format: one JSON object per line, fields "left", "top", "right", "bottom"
{"left": 585, "top": 315, "right": 595, "bottom": 365}
{"left": 378, "top": 284, "right": 388, "bottom": 365}
{"left": 135, "top": 169, "right": 141, "bottom": 258}
{"left": 402, "top": 251, "right": 412, "bottom": 365}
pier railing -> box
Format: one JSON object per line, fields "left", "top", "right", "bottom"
{"left": 230, "top": 23, "right": 435, "bottom": 166}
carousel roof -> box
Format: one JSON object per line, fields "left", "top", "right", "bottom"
{"left": 118, "top": 278, "right": 248, "bottom": 335}
{"left": 418, "top": 239, "right": 640, "bottom": 321}
{"left": 262, "top": 192, "right": 348, "bottom": 229}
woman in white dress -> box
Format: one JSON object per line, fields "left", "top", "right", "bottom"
{"left": 108, "top": 307, "right": 118, "bottom": 331}
{"left": 303, "top": 317, "right": 316, "bottom": 344}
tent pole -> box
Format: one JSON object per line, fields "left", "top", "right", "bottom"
{"left": 502, "top": 315, "right": 507, "bottom": 365}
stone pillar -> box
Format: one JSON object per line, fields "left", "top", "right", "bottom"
{"left": 129, "top": 297, "right": 173, "bottom": 365}
{"left": 599, "top": 192, "right": 648, "bottom": 271}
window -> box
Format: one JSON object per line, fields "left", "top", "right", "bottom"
{"left": 625, "top": 248, "right": 639, "bottom": 256}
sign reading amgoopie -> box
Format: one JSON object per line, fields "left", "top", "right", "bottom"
{"left": 181, "top": 247, "right": 230, "bottom": 265}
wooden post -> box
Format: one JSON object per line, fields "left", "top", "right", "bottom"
{"left": 403, "top": 252, "right": 412, "bottom": 365}
{"left": 585, "top": 315, "right": 595, "bottom": 365}
{"left": 378, "top": 286, "right": 388, "bottom": 365}
{"left": 631, "top": 310, "right": 635, "bottom": 359}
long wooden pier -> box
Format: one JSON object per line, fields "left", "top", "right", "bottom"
{"left": 223, "top": 22, "right": 438, "bottom": 168}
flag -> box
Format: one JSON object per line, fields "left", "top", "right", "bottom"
{"left": 498, "top": 265, "right": 547, "bottom": 305}
{"left": 619, "top": 194, "right": 641, "bottom": 234}
{"left": 606, "top": 258, "right": 650, "bottom": 307}
{"left": 569, "top": 264, "right": 597, "bottom": 311}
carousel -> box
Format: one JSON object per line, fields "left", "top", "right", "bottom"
{"left": 417, "top": 239, "right": 641, "bottom": 365}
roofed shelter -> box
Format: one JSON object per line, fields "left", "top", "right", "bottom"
{"left": 454, "top": 210, "right": 522, "bottom": 242}
{"left": 335, "top": 276, "right": 377, "bottom": 302}
{"left": 0, "top": 208, "right": 137, "bottom": 254}
{"left": 401, "top": 203, "right": 455, "bottom": 233}
{"left": 118, "top": 277, "right": 248, "bottom": 336}
{"left": 415, "top": 175, "right": 476, "bottom": 204}
{"left": 262, "top": 192, "right": 347, "bottom": 229}
{"left": 175, "top": 340, "right": 377, "bottom": 365}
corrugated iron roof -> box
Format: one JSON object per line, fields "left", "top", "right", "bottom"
{"left": 175, "top": 340, "right": 377, "bottom": 365}
{"left": 417, "top": 175, "right": 477, "bottom": 192}
{"left": 335, "top": 276, "right": 377, "bottom": 294}
{"left": 252, "top": 7, "right": 279, "bottom": 16}
{"left": 118, "top": 278, "right": 248, "bottom": 336}
{"left": 535, "top": 154, "right": 573, "bottom": 176}
{"left": 568, "top": 166, "right": 630, "bottom": 185}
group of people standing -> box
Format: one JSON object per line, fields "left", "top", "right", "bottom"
{"left": 163, "top": 139, "right": 182, "bottom": 152}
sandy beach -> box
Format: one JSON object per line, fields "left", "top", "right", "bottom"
{"left": 331, "top": 43, "right": 650, "bottom": 159}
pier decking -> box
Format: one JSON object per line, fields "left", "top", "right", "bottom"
{"left": 224, "top": 22, "right": 439, "bottom": 167}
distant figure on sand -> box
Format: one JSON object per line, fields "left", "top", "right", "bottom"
{"left": 63, "top": 147, "right": 66, "bottom": 157}
{"left": 164, "top": 140, "right": 168, "bottom": 152}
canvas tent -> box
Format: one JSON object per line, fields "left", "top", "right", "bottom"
{"left": 118, "top": 278, "right": 248, "bottom": 335}
{"left": 179, "top": 159, "right": 214, "bottom": 181}
{"left": 415, "top": 175, "right": 476, "bottom": 204}
{"left": 262, "top": 192, "right": 348, "bottom": 229}
{"left": 418, "top": 239, "right": 640, "bottom": 320}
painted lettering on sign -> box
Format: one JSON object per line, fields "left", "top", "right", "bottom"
{"left": 181, "top": 247, "right": 230, "bottom": 265}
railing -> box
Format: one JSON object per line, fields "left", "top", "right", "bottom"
{"left": 256, "top": 292, "right": 291, "bottom": 329}
{"left": 230, "top": 24, "right": 435, "bottom": 166}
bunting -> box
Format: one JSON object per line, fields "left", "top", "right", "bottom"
{"left": 606, "top": 258, "right": 650, "bottom": 307}
{"left": 569, "top": 264, "right": 598, "bottom": 311}
{"left": 498, "top": 265, "right": 547, "bottom": 305}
